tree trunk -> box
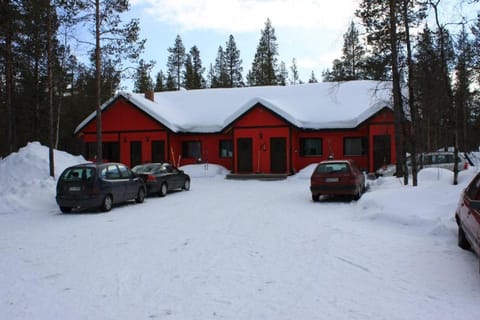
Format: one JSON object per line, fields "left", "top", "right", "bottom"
{"left": 95, "top": 0, "right": 103, "bottom": 163}
{"left": 403, "top": 0, "right": 418, "bottom": 186}
{"left": 47, "top": 0, "right": 54, "bottom": 178}
{"left": 389, "top": 0, "right": 406, "bottom": 183}
{"left": 430, "top": 0, "right": 457, "bottom": 184}
{"left": 6, "top": 19, "right": 16, "bottom": 153}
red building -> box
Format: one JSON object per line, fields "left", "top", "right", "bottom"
{"left": 74, "top": 80, "right": 397, "bottom": 174}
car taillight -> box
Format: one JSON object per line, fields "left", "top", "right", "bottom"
{"left": 464, "top": 162, "right": 468, "bottom": 170}
{"left": 146, "top": 175, "right": 156, "bottom": 182}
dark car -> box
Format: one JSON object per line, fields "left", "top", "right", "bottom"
{"left": 455, "top": 172, "right": 480, "bottom": 269}
{"left": 310, "top": 159, "right": 366, "bottom": 202}
{"left": 132, "top": 163, "right": 190, "bottom": 197}
{"left": 56, "top": 162, "right": 146, "bottom": 213}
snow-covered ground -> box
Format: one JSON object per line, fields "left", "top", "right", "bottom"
{"left": 1, "top": 142, "right": 480, "bottom": 320}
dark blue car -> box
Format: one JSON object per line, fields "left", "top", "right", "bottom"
{"left": 56, "top": 162, "right": 146, "bottom": 213}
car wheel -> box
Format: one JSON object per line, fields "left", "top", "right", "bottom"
{"left": 353, "top": 187, "right": 362, "bottom": 201}
{"left": 458, "top": 225, "right": 471, "bottom": 250}
{"left": 159, "top": 183, "right": 168, "bottom": 197}
{"left": 60, "top": 206, "right": 72, "bottom": 213}
{"left": 183, "top": 179, "right": 190, "bottom": 191}
{"left": 101, "top": 194, "right": 113, "bottom": 212}
{"left": 135, "top": 188, "right": 145, "bottom": 203}
{"left": 312, "top": 194, "right": 320, "bottom": 202}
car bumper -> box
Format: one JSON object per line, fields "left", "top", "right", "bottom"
{"left": 310, "top": 184, "right": 358, "bottom": 195}
{"left": 145, "top": 182, "right": 161, "bottom": 195}
{"left": 56, "top": 194, "right": 104, "bottom": 210}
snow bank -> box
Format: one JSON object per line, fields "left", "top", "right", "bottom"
{"left": 294, "top": 163, "right": 317, "bottom": 179}
{"left": 180, "top": 163, "right": 230, "bottom": 178}
{"left": 0, "top": 142, "right": 87, "bottom": 214}
{"left": 359, "top": 167, "right": 477, "bottom": 236}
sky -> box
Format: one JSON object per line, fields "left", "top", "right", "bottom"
{"left": 118, "top": 0, "right": 478, "bottom": 90}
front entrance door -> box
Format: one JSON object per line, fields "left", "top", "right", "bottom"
{"left": 130, "top": 141, "right": 142, "bottom": 168}
{"left": 237, "top": 138, "right": 253, "bottom": 173}
{"left": 373, "top": 135, "right": 391, "bottom": 170}
{"left": 270, "top": 137, "right": 287, "bottom": 173}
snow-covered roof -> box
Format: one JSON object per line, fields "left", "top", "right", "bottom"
{"left": 74, "top": 80, "right": 393, "bottom": 134}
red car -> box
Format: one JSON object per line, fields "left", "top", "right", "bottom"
{"left": 310, "top": 159, "right": 366, "bottom": 202}
{"left": 455, "top": 172, "right": 480, "bottom": 269}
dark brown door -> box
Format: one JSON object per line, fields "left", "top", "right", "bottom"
{"left": 237, "top": 138, "right": 253, "bottom": 173}
{"left": 151, "top": 140, "right": 165, "bottom": 163}
{"left": 130, "top": 141, "right": 142, "bottom": 168}
{"left": 373, "top": 135, "right": 391, "bottom": 170}
{"left": 270, "top": 137, "right": 287, "bottom": 173}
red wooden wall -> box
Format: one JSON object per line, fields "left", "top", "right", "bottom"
{"left": 76, "top": 97, "right": 397, "bottom": 173}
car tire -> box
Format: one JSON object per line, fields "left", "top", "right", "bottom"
{"left": 60, "top": 206, "right": 72, "bottom": 213}
{"left": 458, "top": 225, "right": 471, "bottom": 250}
{"left": 159, "top": 183, "right": 168, "bottom": 197}
{"left": 135, "top": 188, "right": 145, "bottom": 203}
{"left": 183, "top": 179, "right": 190, "bottom": 191}
{"left": 353, "top": 186, "right": 362, "bottom": 201}
{"left": 101, "top": 194, "right": 113, "bottom": 212}
{"left": 312, "top": 194, "right": 320, "bottom": 202}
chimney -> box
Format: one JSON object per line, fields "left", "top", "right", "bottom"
{"left": 144, "top": 90, "right": 154, "bottom": 102}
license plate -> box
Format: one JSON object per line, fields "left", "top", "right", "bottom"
{"left": 69, "top": 186, "right": 81, "bottom": 191}
{"left": 325, "top": 177, "right": 339, "bottom": 182}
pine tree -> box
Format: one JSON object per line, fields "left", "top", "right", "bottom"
{"left": 183, "top": 46, "right": 205, "bottom": 89}
{"left": 290, "top": 58, "right": 300, "bottom": 84}
{"left": 249, "top": 18, "right": 280, "bottom": 86}
{"left": 341, "top": 21, "right": 366, "bottom": 80}
{"left": 167, "top": 35, "right": 186, "bottom": 90}
{"left": 224, "top": 35, "right": 243, "bottom": 87}
{"left": 277, "top": 61, "right": 288, "bottom": 86}
{"left": 323, "top": 21, "right": 368, "bottom": 81}
{"left": 308, "top": 71, "right": 318, "bottom": 83}
{"left": 133, "top": 59, "right": 155, "bottom": 93}
{"left": 453, "top": 25, "right": 474, "bottom": 151}
{"left": 207, "top": 63, "right": 216, "bottom": 88}
{"left": 63, "top": 0, "right": 145, "bottom": 162}
{"left": 212, "top": 46, "right": 229, "bottom": 88}
{"left": 154, "top": 70, "right": 166, "bottom": 91}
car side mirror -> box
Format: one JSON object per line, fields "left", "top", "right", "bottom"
{"left": 470, "top": 200, "right": 480, "bottom": 210}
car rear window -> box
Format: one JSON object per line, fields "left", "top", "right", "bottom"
{"left": 61, "top": 167, "right": 95, "bottom": 182}
{"left": 315, "top": 163, "right": 350, "bottom": 174}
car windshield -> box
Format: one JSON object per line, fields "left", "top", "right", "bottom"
{"left": 61, "top": 167, "right": 95, "bottom": 182}
{"left": 315, "top": 163, "right": 349, "bottom": 174}
{"left": 132, "top": 164, "right": 163, "bottom": 174}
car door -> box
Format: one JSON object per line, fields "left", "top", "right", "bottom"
{"left": 118, "top": 164, "right": 138, "bottom": 200}
{"left": 169, "top": 166, "right": 184, "bottom": 189}
{"left": 163, "top": 164, "right": 179, "bottom": 190}
{"left": 104, "top": 164, "right": 125, "bottom": 203}
{"left": 461, "top": 174, "right": 480, "bottom": 252}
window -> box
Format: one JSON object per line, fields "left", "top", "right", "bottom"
{"left": 102, "top": 165, "right": 121, "bottom": 180}
{"left": 85, "top": 142, "right": 120, "bottom": 162}
{"left": 182, "top": 141, "right": 202, "bottom": 159}
{"left": 219, "top": 140, "right": 233, "bottom": 158}
{"left": 118, "top": 165, "right": 132, "bottom": 179}
{"left": 344, "top": 137, "right": 368, "bottom": 156}
{"left": 299, "top": 138, "right": 323, "bottom": 156}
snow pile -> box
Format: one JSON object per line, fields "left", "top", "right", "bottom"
{"left": 0, "top": 142, "right": 86, "bottom": 214}
{"left": 180, "top": 163, "right": 230, "bottom": 178}
{"left": 294, "top": 163, "right": 317, "bottom": 179}
{"left": 359, "top": 167, "right": 476, "bottom": 236}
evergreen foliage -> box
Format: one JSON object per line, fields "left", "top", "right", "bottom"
{"left": 183, "top": 46, "right": 205, "bottom": 89}
{"left": 224, "top": 35, "right": 244, "bottom": 87}
{"left": 133, "top": 59, "right": 155, "bottom": 93}
{"left": 167, "top": 35, "right": 186, "bottom": 90}
{"left": 248, "top": 18, "right": 280, "bottom": 86}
